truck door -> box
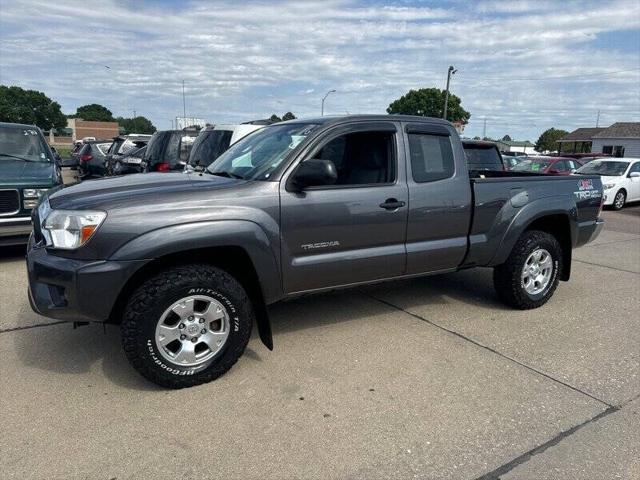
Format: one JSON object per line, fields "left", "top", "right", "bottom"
{"left": 404, "top": 122, "right": 472, "bottom": 274}
{"left": 280, "top": 122, "right": 408, "bottom": 293}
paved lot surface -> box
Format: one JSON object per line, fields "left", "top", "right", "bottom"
{"left": 1, "top": 206, "right": 638, "bottom": 479}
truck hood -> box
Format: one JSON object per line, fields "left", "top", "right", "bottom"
{"left": 48, "top": 172, "right": 240, "bottom": 210}
{"left": 0, "top": 159, "right": 57, "bottom": 187}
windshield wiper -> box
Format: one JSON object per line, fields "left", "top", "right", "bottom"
{"left": 208, "top": 170, "right": 244, "bottom": 180}
{"left": 0, "top": 153, "right": 42, "bottom": 162}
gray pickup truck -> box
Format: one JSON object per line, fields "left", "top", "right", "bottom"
{"left": 26, "top": 115, "right": 604, "bottom": 388}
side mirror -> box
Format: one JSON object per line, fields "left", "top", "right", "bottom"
{"left": 291, "top": 159, "right": 337, "bottom": 191}
{"left": 548, "top": 169, "right": 559, "bottom": 174}
{"left": 50, "top": 147, "right": 62, "bottom": 165}
{"left": 629, "top": 171, "right": 640, "bottom": 178}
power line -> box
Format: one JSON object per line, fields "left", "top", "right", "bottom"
{"left": 459, "top": 67, "right": 640, "bottom": 83}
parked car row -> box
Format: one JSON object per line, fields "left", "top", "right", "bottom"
{"left": 66, "top": 123, "right": 265, "bottom": 181}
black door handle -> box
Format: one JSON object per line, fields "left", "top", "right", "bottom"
{"left": 379, "top": 198, "right": 406, "bottom": 210}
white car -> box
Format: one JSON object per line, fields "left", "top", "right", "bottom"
{"left": 576, "top": 158, "right": 640, "bottom": 210}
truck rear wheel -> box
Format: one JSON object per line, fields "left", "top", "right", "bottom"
{"left": 121, "top": 264, "right": 253, "bottom": 388}
{"left": 493, "top": 230, "right": 562, "bottom": 309}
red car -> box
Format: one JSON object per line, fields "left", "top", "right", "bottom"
{"left": 510, "top": 156, "right": 583, "bottom": 175}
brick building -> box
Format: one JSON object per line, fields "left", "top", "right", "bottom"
{"left": 66, "top": 118, "right": 120, "bottom": 142}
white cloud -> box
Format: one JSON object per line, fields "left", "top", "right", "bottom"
{"left": 0, "top": 0, "right": 638, "bottom": 140}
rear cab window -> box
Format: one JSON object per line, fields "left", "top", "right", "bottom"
{"left": 407, "top": 130, "right": 455, "bottom": 183}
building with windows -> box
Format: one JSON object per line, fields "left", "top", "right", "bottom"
{"left": 591, "top": 122, "right": 640, "bottom": 158}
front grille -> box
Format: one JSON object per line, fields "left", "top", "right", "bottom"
{"left": 0, "top": 189, "right": 20, "bottom": 215}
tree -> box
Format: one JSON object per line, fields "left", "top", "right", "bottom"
{"left": 282, "top": 111, "right": 296, "bottom": 121}
{"left": 0, "top": 85, "right": 67, "bottom": 131}
{"left": 74, "top": 103, "right": 114, "bottom": 122}
{"left": 386, "top": 87, "right": 470, "bottom": 123}
{"left": 116, "top": 116, "right": 156, "bottom": 134}
{"left": 535, "top": 128, "right": 568, "bottom": 153}
{"left": 269, "top": 114, "right": 282, "bottom": 123}
{"left": 502, "top": 134, "right": 512, "bottom": 141}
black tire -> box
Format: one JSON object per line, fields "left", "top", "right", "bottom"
{"left": 493, "top": 230, "right": 562, "bottom": 310}
{"left": 121, "top": 264, "right": 253, "bottom": 388}
{"left": 612, "top": 189, "right": 626, "bottom": 210}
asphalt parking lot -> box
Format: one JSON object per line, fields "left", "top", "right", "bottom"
{"left": 1, "top": 206, "right": 638, "bottom": 480}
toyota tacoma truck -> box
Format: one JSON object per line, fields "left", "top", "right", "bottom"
{"left": 26, "top": 115, "right": 604, "bottom": 388}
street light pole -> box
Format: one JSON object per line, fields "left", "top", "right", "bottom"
{"left": 182, "top": 80, "right": 187, "bottom": 123}
{"left": 321, "top": 89, "right": 336, "bottom": 116}
{"left": 443, "top": 65, "right": 457, "bottom": 121}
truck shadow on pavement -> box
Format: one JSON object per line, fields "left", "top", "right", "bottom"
{"left": 268, "top": 267, "right": 508, "bottom": 336}
{"left": 14, "top": 268, "right": 507, "bottom": 391}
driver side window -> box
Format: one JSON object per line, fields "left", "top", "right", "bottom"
{"left": 312, "top": 131, "right": 395, "bottom": 186}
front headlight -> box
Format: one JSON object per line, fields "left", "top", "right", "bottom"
{"left": 23, "top": 188, "right": 49, "bottom": 199}
{"left": 603, "top": 183, "right": 616, "bottom": 190}
{"left": 23, "top": 188, "right": 50, "bottom": 209}
{"left": 43, "top": 210, "right": 106, "bottom": 249}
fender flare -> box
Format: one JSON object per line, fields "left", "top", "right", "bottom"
{"left": 110, "top": 220, "right": 281, "bottom": 350}
{"left": 489, "top": 196, "right": 578, "bottom": 267}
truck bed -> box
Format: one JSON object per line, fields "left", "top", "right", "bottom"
{"left": 464, "top": 172, "right": 603, "bottom": 268}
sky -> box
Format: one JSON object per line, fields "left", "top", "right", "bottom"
{"left": 0, "top": 0, "right": 639, "bottom": 141}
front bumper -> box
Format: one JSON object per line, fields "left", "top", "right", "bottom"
{"left": 602, "top": 190, "right": 615, "bottom": 205}
{"left": 0, "top": 216, "right": 32, "bottom": 245}
{"left": 26, "top": 240, "right": 147, "bottom": 323}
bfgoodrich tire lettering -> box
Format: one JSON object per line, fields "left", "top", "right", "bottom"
{"left": 121, "top": 264, "right": 253, "bottom": 388}
{"left": 493, "top": 230, "right": 562, "bottom": 310}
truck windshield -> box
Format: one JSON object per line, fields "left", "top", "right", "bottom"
{"left": 0, "top": 126, "right": 51, "bottom": 163}
{"left": 576, "top": 160, "right": 629, "bottom": 176}
{"left": 188, "top": 130, "right": 233, "bottom": 170}
{"left": 207, "top": 123, "right": 319, "bottom": 180}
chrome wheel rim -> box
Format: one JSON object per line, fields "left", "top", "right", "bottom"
{"left": 615, "top": 192, "right": 625, "bottom": 209}
{"left": 521, "top": 248, "right": 553, "bottom": 296}
{"left": 154, "top": 295, "right": 230, "bottom": 367}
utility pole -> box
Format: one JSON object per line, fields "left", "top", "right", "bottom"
{"left": 596, "top": 110, "right": 600, "bottom": 127}
{"left": 443, "top": 65, "right": 457, "bottom": 121}
{"left": 321, "top": 89, "right": 336, "bottom": 116}
{"left": 482, "top": 117, "right": 487, "bottom": 139}
{"left": 182, "top": 80, "right": 186, "bottom": 122}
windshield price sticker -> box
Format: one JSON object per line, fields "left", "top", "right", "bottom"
{"left": 288, "top": 135, "right": 305, "bottom": 150}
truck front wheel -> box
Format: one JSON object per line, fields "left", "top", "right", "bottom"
{"left": 121, "top": 264, "right": 253, "bottom": 388}
{"left": 493, "top": 230, "right": 562, "bottom": 309}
